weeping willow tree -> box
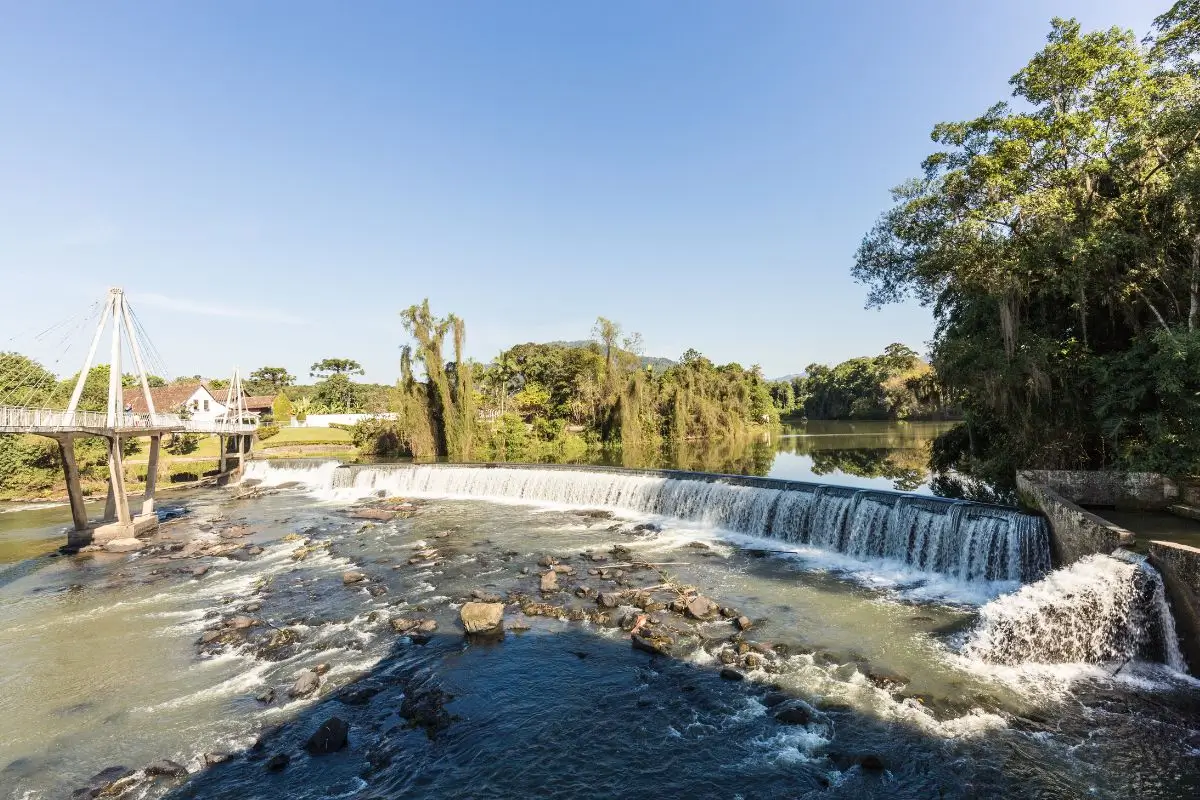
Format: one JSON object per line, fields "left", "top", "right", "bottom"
{"left": 398, "top": 300, "right": 476, "bottom": 461}
{"left": 394, "top": 345, "right": 437, "bottom": 458}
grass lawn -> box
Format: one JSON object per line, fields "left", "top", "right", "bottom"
{"left": 259, "top": 426, "right": 353, "bottom": 448}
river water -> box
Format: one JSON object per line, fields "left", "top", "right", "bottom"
{"left": 1, "top": 427, "right": 1198, "bottom": 799}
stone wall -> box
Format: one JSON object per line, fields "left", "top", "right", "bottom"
{"left": 1017, "top": 473, "right": 1135, "bottom": 567}
{"left": 1018, "top": 470, "right": 1179, "bottom": 510}
{"left": 1148, "top": 540, "right": 1200, "bottom": 675}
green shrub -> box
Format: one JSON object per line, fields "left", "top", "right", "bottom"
{"left": 257, "top": 423, "right": 281, "bottom": 440}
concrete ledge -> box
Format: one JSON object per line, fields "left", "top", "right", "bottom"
{"left": 1148, "top": 540, "right": 1200, "bottom": 676}
{"left": 90, "top": 513, "right": 159, "bottom": 544}
{"left": 1017, "top": 474, "right": 1134, "bottom": 567}
{"left": 1168, "top": 504, "right": 1200, "bottom": 523}
{"left": 1019, "top": 469, "right": 1179, "bottom": 510}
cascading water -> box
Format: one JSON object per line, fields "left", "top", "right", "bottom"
{"left": 241, "top": 461, "right": 1051, "bottom": 584}
{"left": 963, "top": 551, "right": 1187, "bottom": 670}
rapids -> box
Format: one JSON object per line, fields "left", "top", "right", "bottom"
{"left": 0, "top": 460, "right": 1195, "bottom": 799}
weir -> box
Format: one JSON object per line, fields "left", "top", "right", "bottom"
{"left": 245, "top": 461, "right": 1054, "bottom": 584}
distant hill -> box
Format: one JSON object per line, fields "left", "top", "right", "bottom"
{"left": 548, "top": 340, "right": 676, "bottom": 373}
{"left": 769, "top": 373, "right": 805, "bottom": 383}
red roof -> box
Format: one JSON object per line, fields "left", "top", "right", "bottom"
{"left": 243, "top": 394, "right": 277, "bottom": 411}
{"left": 127, "top": 382, "right": 215, "bottom": 413}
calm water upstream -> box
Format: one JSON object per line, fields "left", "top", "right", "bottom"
{"left": 0, "top": 423, "right": 1197, "bottom": 799}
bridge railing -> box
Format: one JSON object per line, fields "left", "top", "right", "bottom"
{"left": 181, "top": 419, "right": 258, "bottom": 434}
{"left": 0, "top": 405, "right": 186, "bottom": 432}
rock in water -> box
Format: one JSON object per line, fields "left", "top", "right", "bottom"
{"left": 71, "top": 766, "right": 133, "bottom": 799}
{"left": 342, "top": 571, "right": 367, "bottom": 585}
{"left": 304, "top": 717, "right": 350, "bottom": 755}
{"left": 773, "top": 701, "right": 812, "bottom": 725}
{"left": 539, "top": 570, "right": 558, "bottom": 594}
{"left": 686, "top": 595, "right": 718, "bottom": 619}
{"left": 719, "top": 668, "right": 745, "bottom": 681}
{"left": 264, "top": 753, "right": 290, "bottom": 771}
{"left": 288, "top": 669, "right": 320, "bottom": 698}
{"left": 596, "top": 592, "right": 621, "bottom": 609}
{"left": 145, "top": 760, "right": 188, "bottom": 778}
{"left": 735, "top": 616, "right": 754, "bottom": 631}
{"left": 460, "top": 602, "right": 504, "bottom": 634}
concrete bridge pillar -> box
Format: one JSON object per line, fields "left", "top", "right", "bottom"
{"left": 107, "top": 435, "right": 132, "bottom": 525}
{"left": 218, "top": 435, "right": 227, "bottom": 473}
{"left": 56, "top": 435, "right": 89, "bottom": 532}
{"left": 141, "top": 434, "right": 160, "bottom": 516}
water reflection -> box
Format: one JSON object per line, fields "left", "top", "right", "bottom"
{"left": 461, "top": 420, "right": 958, "bottom": 494}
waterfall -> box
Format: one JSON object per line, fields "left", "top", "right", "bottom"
{"left": 242, "top": 461, "right": 1051, "bottom": 585}
{"left": 963, "top": 552, "right": 1187, "bottom": 670}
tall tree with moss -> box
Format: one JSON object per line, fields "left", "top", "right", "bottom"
{"left": 853, "top": 8, "right": 1200, "bottom": 490}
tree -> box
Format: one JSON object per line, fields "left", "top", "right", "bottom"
{"left": 0, "top": 352, "right": 57, "bottom": 406}
{"left": 853, "top": 12, "right": 1200, "bottom": 486}
{"left": 312, "top": 373, "right": 363, "bottom": 413}
{"left": 310, "top": 358, "right": 364, "bottom": 379}
{"left": 248, "top": 366, "right": 296, "bottom": 394}
{"left": 272, "top": 393, "right": 293, "bottom": 423}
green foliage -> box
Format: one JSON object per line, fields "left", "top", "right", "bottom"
{"left": 164, "top": 432, "right": 200, "bottom": 456}
{"left": 0, "top": 352, "right": 58, "bottom": 406}
{"left": 248, "top": 366, "right": 296, "bottom": 395}
{"left": 272, "top": 393, "right": 293, "bottom": 422}
{"left": 310, "top": 358, "right": 364, "bottom": 378}
{"left": 350, "top": 417, "right": 409, "bottom": 457}
{"left": 256, "top": 423, "right": 281, "bottom": 440}
{"left": 312, "top": 373, "right": 363, "bottom": 413}
{"left": 780, "top": 344, "right": 943, "bottom": 421}
{"left": 853, "top": 10, "right": 1200, "bottom": 483}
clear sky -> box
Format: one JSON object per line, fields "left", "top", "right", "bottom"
{"left": 0, "top": 1, "right": 1165, "bottom": 383}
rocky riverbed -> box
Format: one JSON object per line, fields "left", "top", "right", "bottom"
{"left": 1, "top": 481, "right": 1199, "bottom": 799}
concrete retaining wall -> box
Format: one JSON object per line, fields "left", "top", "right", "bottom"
{"left": 1148, "top": 540, "right": 1200, "bottom": 675}
{"left": 1017, "top": 473, "right": 1134, "bottom": 567}
{"left": 1018, "top": 470, "right": 1179, "bottom": 510}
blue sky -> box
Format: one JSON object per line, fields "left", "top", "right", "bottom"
{"left": 0, "top": 1, "right": 1164, "bottom": 383}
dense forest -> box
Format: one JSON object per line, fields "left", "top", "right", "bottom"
{"left": 853, "top": 2, "right": 1200, "bottom": 494}
{"left": 355, "top": 300, "right": 778, "bottom": 464}
{"left": 767, "top": 343, "right": 948, "bottom": 421}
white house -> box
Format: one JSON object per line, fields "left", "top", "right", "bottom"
{"left": 128, "top": 382, "right": 230, "bottom": 423}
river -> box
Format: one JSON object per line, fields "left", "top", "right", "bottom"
{"left": 1, "top": 423, "right": 1198, "bottom": 798}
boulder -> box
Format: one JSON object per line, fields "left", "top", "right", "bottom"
{"left": 596, "top": 592, "right": 622, "bottom": 609}
{"left": 288, "top": 669, "right": 320, "bottom": 698}
{"left": 144, "top": 760, "right": 187, "bottom": 778}
{"left": 191, "top": 566, "right": 209, "bottom": 578}
{"left": 228, "top": 615, "right": 257, "bottom": 630}
{"left": 460, "top": 601, "right": 504, "bottom": 634}
{"left": 264, "top": 753, "right": 290, "bottom": 771}
{"left": 773, "top": 701, "right": 812, "bottom": 725}
{"left": 349, "top": 508, "right": 397, "bottom": 521}
{"left": 304, "top": 717, "right": 350, "bottom": 755}
{"left": 342, "top": 571, "right": 367, "bottom": 585}
{"left": 539, "top": 570, "right": 558, "bottom": 594}
{"left": 719, "top": 668, "right": 745, "bottom": 681}
{"left": 685, "top": 595, "right": 718, "bottom": 620}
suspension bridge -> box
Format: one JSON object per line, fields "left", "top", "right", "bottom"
{"left": 2, "top": 287, "right": 257, "bottom": 547}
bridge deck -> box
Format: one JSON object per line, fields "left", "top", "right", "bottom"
{"left": 0, "top": 406, "right": 256, "bottom": 436}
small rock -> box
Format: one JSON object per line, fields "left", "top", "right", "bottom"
{"left": 537, "top": 555, "right": 557, "bottom": 568}
{"left": 589, "top": 553, "right": 607, "bottom": 562}
{"left": 203, "top": 752, "right": 230, "bottom": 766}
{"left": 860, "top": 755, "right": 885, "bottom": 771}
{"left": 144, "top": 759, "right": 188, "bottom": 778}
{"left": 343, "top": 571, "right": 367, "bottom": 585}
{"left": 460, "top": 601, "right": 504, "bottom": 634}
{"left": 256, "top": 687, "right": 276, "bottom": 704}
{"left": 264, "top": 753, "right": 290, "bottom": 771}
{"left": 245, "top": 545, "right": 264, "bottom": 556}
{"left": 315, "top": 663, "right": 330, "bottom": 676}
{"left": 552, "top": 564, "right": 574, "bottom": 574}
{"left": 200, "top": 629, "right": 223, "bottom": 644}
{"left": 288, "top": 669, "right": 320, "bottom": 698}
{"left": 242, "top": 601, "right": 263, "bottom": 613}
{"left": 192, "top": 566, "right": 209, "bottom": 578}
{"left": 539, "top": 570, "right": 558, "bottom": 594}
{"left": 719, "top": 668, "right": 745, "bottom": 681}
{"left": 304, "top": 717, "right": 349, "bottom": 755}
{"left": 596, "top": 592, "right": 622, "bottom": 609}
{"left": 762, "top": 691, "right": 790, "bottom": 707}
{"left": 735, "top": 616, "right": 754, "bottom": 631}
{"left": 228, "top": 615, "right": 257, "bottom": 630}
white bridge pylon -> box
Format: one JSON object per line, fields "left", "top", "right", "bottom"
{"left": 0, "top": 287, "right": 256, "bottom": 541}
